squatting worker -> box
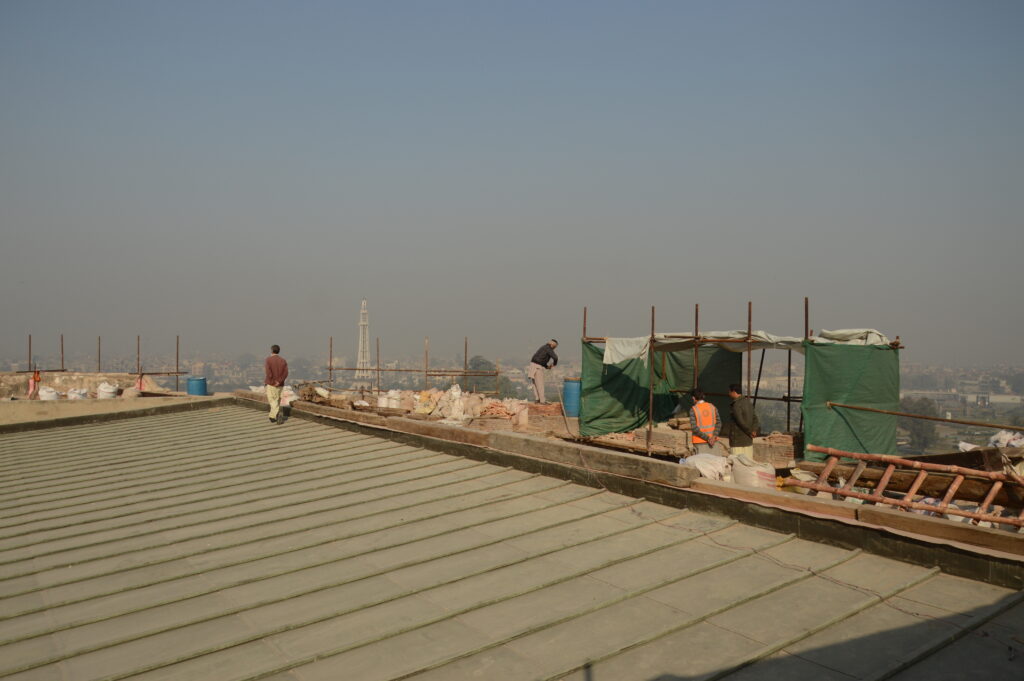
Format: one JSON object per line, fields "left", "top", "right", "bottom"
{"left": 689, "top": 389, "right": 721, "bottom": 454}
{"left": 265, "top": 345, "right": 289, "bottom": 424}
{"left": 727, "top": 383, "right": 756, "bottom": 457}
{"left": 527, "top": 339, "right": 558, "bottom": 404}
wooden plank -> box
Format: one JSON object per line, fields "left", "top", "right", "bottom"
{"left": 690, "top": 479, "right": 860, "bottom": 520}
{"left": 857, "top": 506, "right": 1024, "bottom": 557}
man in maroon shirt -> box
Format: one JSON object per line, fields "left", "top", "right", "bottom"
{"left": 265, "top": 344, "right": 289, "bottom": 424}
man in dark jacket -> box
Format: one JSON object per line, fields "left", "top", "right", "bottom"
{"left": 527, "top": 339, "right": 558, "bottom": 404}
{"left": 727, "top": 383, "right": 755, "bottom": 456}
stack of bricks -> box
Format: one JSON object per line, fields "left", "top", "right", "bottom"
{"left": 752, "top": 431, "right": 803, "bottom": 468}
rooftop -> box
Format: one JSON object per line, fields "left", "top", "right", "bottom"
{"left": 1, "top": 403, "right": 1022, "bottom": 680}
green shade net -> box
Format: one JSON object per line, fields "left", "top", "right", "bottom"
{"left": 801, "top": 342, "right": 899, "bottom": 461}
{"left": 580, "top": 341, "right": 741, "bottom": 437}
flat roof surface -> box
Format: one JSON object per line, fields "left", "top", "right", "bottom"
{"left": 1, "top": 404, "right": 1021, "bottom": 680}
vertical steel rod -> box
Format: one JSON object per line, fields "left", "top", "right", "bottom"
{"left": 97, "top": 336, "right": 101, "bottom": 372}
{"left": 60, "top": 334, "right": 65, "bottom": 371}
{"left": 583, "top": 306, "right": 588, "bottom": 339}
{"left": 786, "top": 349, "right": 792, "bottom": 431}
{"left": 753, "top": 349, "right": 765, "bottom": 409}
{"left": 647, "top": 305, "right": 655, "bottom": 456}
{"left": 175, "top": 335, "right": 180, "bottom": 392}
{"left": 376, "top": 337, "right": 381, "bottom": 392}
{"left": 804, "top": 296, "right": 809, "bottom": 339}
{"left": 800, "top": 296, "right": 808, "bottom": 432}
{"left": 464, "top": 337, "right": 468, "bottom": 375}
{"left": 693, "top": 304, "right": 700, "bottom": 389}
{"left": 28, "top": 334, "right": 32, "bottom": 371}
{"left": 329, "top": 336, "right": 333, "bottom": 389}
{"left": 424, "top": 337, "right": 430, "bottom": 390}
{"left": 746, "top": 301, "right": 752, "bottom": 396}
{"left": 137, "top": 335, "right": 141, "bottom": 375}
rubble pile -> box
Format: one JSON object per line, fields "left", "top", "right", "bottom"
{"left": 296, "top": 384, "right": 532, "bottom": 426}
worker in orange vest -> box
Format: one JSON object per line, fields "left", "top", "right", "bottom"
{"left": 689, "top": 389, "right": 722, "bottom": 455}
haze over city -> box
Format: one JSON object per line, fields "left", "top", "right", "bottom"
{"left": 2, "top": 1, "right": 1021, "bottom": 367}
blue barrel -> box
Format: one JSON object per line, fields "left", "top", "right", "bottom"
{"left": 563, "top": 378, "right": 581, "bottom": 417}
{"left": 186, "top": 376, "right": 207, "bottom": 396}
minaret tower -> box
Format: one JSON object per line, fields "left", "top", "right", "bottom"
{"left": 354, "top": 299, "right": 372, "bottom": 379}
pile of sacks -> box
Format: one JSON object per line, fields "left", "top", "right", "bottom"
{"left": 958, "top": 429, "right": 1024, "bottom": 452}
{"left": 299, "top": 384, "right": 531, "bottom": 425}
{"left": 681, "top": 453, "right": 776, "bottom": 489}
{"left": 421, "top": 386, "right": 529, "bottom": 423}
{"left": 33, "top": 383, "right": 139, "bottom": 400}
{"left": 247, "top": 385, "right": 298, "bottom": 406}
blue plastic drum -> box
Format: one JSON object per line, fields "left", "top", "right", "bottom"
{"left": 186, "top": 376, "right": 208, "bottom": 396}
{"left": 562, "top": 378, "right": 581, "bottom": 417}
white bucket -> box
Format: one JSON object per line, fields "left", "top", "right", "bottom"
{"left": 38, "top": 387, "right": 60, "bottom": 401}
{"left": 97, "top": 382, "right": 118, "bottom": 399}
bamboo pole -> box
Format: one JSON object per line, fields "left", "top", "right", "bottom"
{"left": 827, "top": 402, "right": 1024, "bottom": 432}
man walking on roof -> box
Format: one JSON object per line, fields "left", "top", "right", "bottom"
{"left": 527, "top": 339, "right": 558, "bottom": 404}
{"left": 689, "top": 389, "right": 722, "bottom": 454}
{"left": 265, "top": 344, "right": 288, "bottom": 424}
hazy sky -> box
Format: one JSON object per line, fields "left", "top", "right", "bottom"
{"left": 2, "top": 1, "right": 1021, "bottom": 367}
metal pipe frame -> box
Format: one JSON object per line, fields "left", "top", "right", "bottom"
{"left": 582, "top": 298, "right": 819, "bottom": 439}
{"left": 19, "top": 334, "right": 184, "bottom": 377}
{"left": 17, "top": 334, "right": 68, "bottom": 374}
{"left": 584, "top": 297, "right": 913, "bottom": 441}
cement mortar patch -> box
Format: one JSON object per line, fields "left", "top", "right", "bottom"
{"left": 0, "top": 396, "right": 235, "bottom": 433}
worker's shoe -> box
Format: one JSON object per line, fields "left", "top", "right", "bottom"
{"left": 276, "top": 411, "right": 285, "bottom": 424}
{"left": 268, "top": 418, "right": 276, "bottom": 424}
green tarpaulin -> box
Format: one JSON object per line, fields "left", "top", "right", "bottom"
{"left": 579, "top": 341, "right": 741, "bottom": 437}
{"left": 801, "top": 342, "right": 899, "bottom": 461}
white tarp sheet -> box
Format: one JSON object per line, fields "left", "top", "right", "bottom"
{"left": 602, "top": 337, "right": 650, "bottom": 364}
{"left": 601, "top": 328, "right": 891, "bottom": 364}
